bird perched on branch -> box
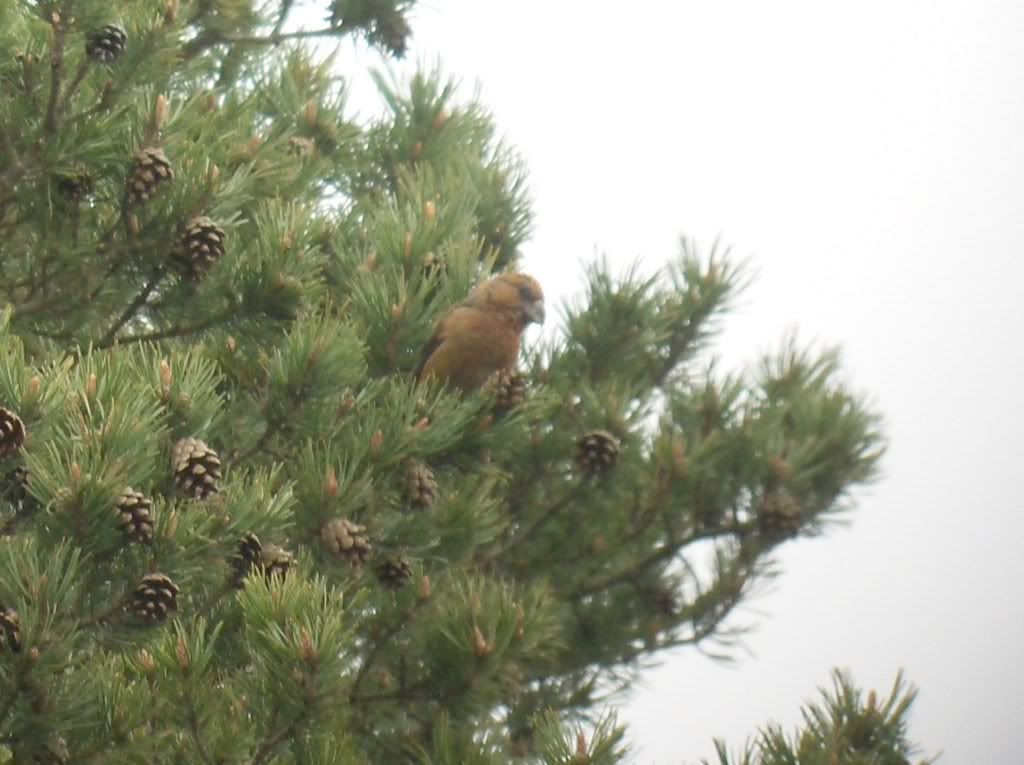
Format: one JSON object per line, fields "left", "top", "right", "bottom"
{"left": 415, "top": 273, "right": 545, "bottom": 391}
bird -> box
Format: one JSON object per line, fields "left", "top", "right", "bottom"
{"left": 414, "top": 272, "right": 545, "bottom": 392}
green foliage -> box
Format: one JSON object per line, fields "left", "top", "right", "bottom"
{"left": 704, "top": 670, "right": 936, "bottom": 765}
{"left": 0, "top": 0, "right": 916, "bottom": 762}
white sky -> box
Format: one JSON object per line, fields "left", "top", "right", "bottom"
{"left": 332, "top": 2, "right": 1024, "bottom": 762}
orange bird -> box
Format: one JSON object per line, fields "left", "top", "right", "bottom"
{"left": 415, "top": 273, "right": 545, "bottom": 391}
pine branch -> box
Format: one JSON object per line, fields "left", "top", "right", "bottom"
{"left": 95, "top": 267, "right": 167, "bottom": 348}
{"left": 56, "top": 59, "right": 91, "bottom": 121}
{"left": 569, "top": 526, "right": 738, "bottom": 599}
{"left": 94, "top": 309, "right": 237, "bottom": 349}
{"left": 485, "top": 484, "right": 582, "bottom": 565}
{"left": 350, "top": 598, "right": 430, "bottom": 703}
{"left": 181, "top": 27, "right": 346, "bottom": 61}
{"left": 252, "top": 691, "right": 315, "bottom": 765}
{"left": 184, "top": 692, "right": 216, "bottom": 765}
{"left": 44, "top": 1, "right": 76, "bottom": 136}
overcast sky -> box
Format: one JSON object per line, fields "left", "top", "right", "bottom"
{"left": 334, "top": 2, "right": 1024, "bottom": 762}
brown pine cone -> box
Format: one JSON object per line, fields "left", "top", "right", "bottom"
{"left": 171, "top": 437, "right": 222, "bottom": 500}
{"left": 130, "top": 573, "right": 179, "bottom": 624}
{"left": 0, "top": 407, "right": 26, "bottom": 457}
{"left": 116, "top": 488, "right": 153, "bottom": 544}
{"left": 127, "top": 147, "right": 173, "bottom": 205}
{"left": 575, "top": 430, "right": 621, "bottom": 477}
{"left": 403, "top": 460, "right": 437, "bottom": 512}
{"left": 320, "top": 518, "right": 371, "bottom": 568}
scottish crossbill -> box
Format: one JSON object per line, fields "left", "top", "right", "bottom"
{"left": 415, "top": 273, "right": 545, "bottom": 391}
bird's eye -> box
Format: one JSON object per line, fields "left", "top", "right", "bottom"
{"left": 518, "top": 284, "right": 534, "bottom": 300}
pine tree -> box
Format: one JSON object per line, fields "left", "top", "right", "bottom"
{"left": 703, "top": 670, "right": 936, "bottom": 765}
{"left": 0, "top": 1, "right": 894, "bottom": 762}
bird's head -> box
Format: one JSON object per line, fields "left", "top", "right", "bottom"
{"left": 469, "top": 272, "right": 546, "bottom": 326}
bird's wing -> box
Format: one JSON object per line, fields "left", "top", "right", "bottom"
{"left": 414, "top": 306, "right": 462, "bottom": 381}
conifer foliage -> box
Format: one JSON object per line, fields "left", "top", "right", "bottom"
{"left": 0, "top": 1, "right": 910, "bottom": 762}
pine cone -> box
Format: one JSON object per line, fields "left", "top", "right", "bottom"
{"left": 130, "top": 573, "right": 179, "bottom": 624}
{"left": 173, "top": 216, "right": 226, "bottom": 280}
{"left": 287, "top": 136, "right": 315, "bottom": 157}
{"left": 2, "top": 466, "right": 31, "bottom": 508}
{"left": 403, "top": 460, "right": 437, "bottom": 512}
{"left": 0, "top": 605, "right": 21, "bottom": 652}
{"left": 372, "top": 11, "right": 411, "bottom": 57}
{"left": 229, "top": 532, "right": 263, "bottom": 586}
{"left": 575, "top": 430, "right": 621, "bottom": 477}
{"left": 54, "top": 170, "right": 94, "bottom": 203}
{"left": 0, "top": 407, "right": 26, "bottom": 457}
{"left": 488, "top": 369, "right": 527, "bottom": 414}
{"left": 375, "top": 555, "right": 413, "bottom": 590}
{"left": 320, "top": 518, "right": 371, "bottom": 567}
{"left": 758, "top": 489, "right": 802, "bottom": 539}
{"left": 116, "top": 488, "right": 153, "bottom": 544}
{"left": 259, "top": 544, "right": 295, "bottom": 581}
{"left": 85, "top": 23, "right": 128, "bottom": 63}
{"left": 127, "top": 147, "right": 173, "bottom": 206}
{"left": 171, "top": 437, "right": 222, "bottom": 499}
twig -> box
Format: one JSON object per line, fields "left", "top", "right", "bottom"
{"left": 349, "top": 599, "right": 429, "bottom": 702}
{"left": 95, "top": 267, "right": 166, "bottom": 348}
{"left": 272, "top": 0, "right": 295, "bottom": 36}
{"left": 57, "top": 58, "right": 92, "bottom": 120}
{"left": 93, "top": 309, "right": 236, "bottom": 350}
{"left": 569, "top": 527, "right": 734, "bottom": 599}
{"left": 184, "top": 691, "right": 216, "bottom": 765}
{"left": 484, "top": 484, "right": 581, "bottom": 565}
{"left": 44, "top": 2, "right": 75, "bottom": 135}
{"left": 181, "top": 26, "right": 344, "bottom": 60}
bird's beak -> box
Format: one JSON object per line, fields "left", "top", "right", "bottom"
{"left": 524, "top": 299, "right": 545, "bottom": 325}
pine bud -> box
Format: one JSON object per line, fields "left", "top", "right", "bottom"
{"left": 672, "top": 437, "right": 688, "bottom": 478}
{"left": 304, "top": 100, "right": 318, "bottom": 128}
{"left": 159, "top": 358, "right": 172, "bottom": 393}
{"left": 154, "top": 94, "right": 169, "bottom": 131}
{"left": 299, "top": 630, "right": 317, "bottom": 665}
{"left": 472, "top": 625, "right": 492, "bottom": 657}
{"left": 418, "top": 575, "right": 432, "bottom": 600}
{"left": 403, "top": 231, "right": 413, "bottom": 258}
{"left": 323, "top": 467, "right": 339, "bottom": 498}
{"left": 432, "top": 110, "right": 450, "bottom": 130}
{"left": 337, "top": 395, "right": 356, "bottom": 418}
{"left": 575, "top": 731, "right": 589, "bottom": 761}
{"left": 175, "top": 636, "right": 189, "bottom": 671}
{"left": 769, "top": 454, "right": 790, "bottom": 482}
{"left": 423, "top": 200, "right": 436, "bottom": 222}
{"left": 163, "top": 0, "right": 179, "bottom": 24}
{"left": 411, "top": 141, "right": 423, "bottom": 160}
{"left": 138, "top": 649, "right": 156, "bottom": 674}
{"left": 369, "top": 430, "right": 384, "bottom": 457}
{"left": 27, "top": 376, "right": 41, "bottom": 397}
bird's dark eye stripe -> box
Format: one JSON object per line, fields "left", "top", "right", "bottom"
{"left": 518, "top": 284, "right": 535, "bottom": 299}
